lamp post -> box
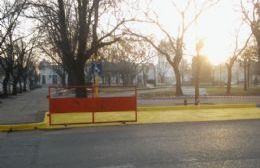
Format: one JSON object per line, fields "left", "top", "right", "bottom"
{"left": 194, "top": 40, "right": 204, "bottom": 105}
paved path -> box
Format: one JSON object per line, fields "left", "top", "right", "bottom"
{"left": 0, "top": 120, "right": 260, "bottom": 168}
{"left": 138, "top": 96, "right": 260, "bottom": 106}
{"left": 138, "top": 86, "right": 208, "bottom": 96}
{"left": 0, "top": 88, "right": 48, "bottom": 124}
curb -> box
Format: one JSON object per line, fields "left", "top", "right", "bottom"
{"left": 0, "top": 104, "right": 258, "bottom": 132}
{"left": 0, "top": 122, "right": 46, "bottom": 132}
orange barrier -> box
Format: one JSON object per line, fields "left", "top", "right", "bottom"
{"left": 48, "top": 86, "right": 137, "bottom": 125}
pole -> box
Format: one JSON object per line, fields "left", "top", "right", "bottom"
{"left": 94, "top": 72, "right": 99, "bottom": 97}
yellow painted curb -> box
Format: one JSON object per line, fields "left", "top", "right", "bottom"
{"left": 0, "top": 104, "right": 259, "bottom": 132}
{"left": 0, "top": 112, "right": 49, "bottom": 132}
{"left": 0, "top": 122, "right": 46, "bottom": 132}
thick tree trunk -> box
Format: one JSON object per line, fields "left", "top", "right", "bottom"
{"left": 226, "top": 66, "right": 232, "bottom": 95}
{"left": 173, "top": 67, "right": 183, "bottom": 96}
{"left": 67, "top": 62, "right": 86, "bottom": 97}
{"left": 251, "top": 26, "right": 260, "bottom": 61}
{"left": 254, "top": 32, "right": 260, "bottom": 61}
{"left": 67, "top": 72, "right": 75, "bottom": 86}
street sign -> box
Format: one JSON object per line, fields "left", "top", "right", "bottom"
{"left": 91, "top": 62, "right": 102, "bottom": 75}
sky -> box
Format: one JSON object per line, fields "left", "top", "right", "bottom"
{"left": 16, "top": 0, "right": 252, "bottom": 65}
{"left": 128, "top": 0, "right": 252, "bottom": 65}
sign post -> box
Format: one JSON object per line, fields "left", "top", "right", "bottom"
{"left": 91, "top": 62, "right": 102, "bottom": 97}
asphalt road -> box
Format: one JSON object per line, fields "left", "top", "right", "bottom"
{"left": 1, "top": 120, "right": 260, "bottom": 168}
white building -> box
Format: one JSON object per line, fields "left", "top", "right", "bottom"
{"left": 136, "top": 63, "right": 157, "bottom": 87}
{"left": 38, "top": 60, "right": 63, "bottom": 85}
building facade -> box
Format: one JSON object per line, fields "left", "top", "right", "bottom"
{"left": 38, "top": 60, "right": 64, "bottom": 86}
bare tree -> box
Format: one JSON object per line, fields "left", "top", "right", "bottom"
{"left": 13, "top": 39, "right": 36, "bottom": 93}
{"left": 225, "top": 29, "right": 252, "bottom": 95}
{"left": 128, "top": 0, "right": 219, "bottom": 96}
{"left": 100, "top": 37, "right": 154, "bottom": 86}
{"left": 0, "top": 0, "right": 27, "bottom": 48}
{"left": 241, "top": 0, "right": 260, "bottom": 59}
{"left": 0, "top": 34, "right": 16, "bottom": 97}
{"left": 0, "top": 34, "right": 36, "bottom": 96}
{"left": 239, "top": 45, "right": 258, "bottom": 90}
{"left": 31, "top": 0, "right": 131, "bottom": 96}
{"left": 0, "top": 0, "right": 28, "bottom": 97}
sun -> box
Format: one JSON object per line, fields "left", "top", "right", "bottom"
{"left": 194, "top": 0, "right": 242, "bottom": 65}
{"left": 202, "top": 38, "right": 229, "bottom": 65}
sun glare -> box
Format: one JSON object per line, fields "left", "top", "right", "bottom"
{"left": 145, "top": 0, "right": 250, "bottom": 66}
{"left": 194, "top": 0, "right": 240, "bottom": 65}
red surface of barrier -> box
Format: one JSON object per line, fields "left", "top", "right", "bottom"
{"left": 48, "top": 86, "right": 137, "bottom": 125}
{"left": 49, "top": 97, "right": 136, "bottom": 113}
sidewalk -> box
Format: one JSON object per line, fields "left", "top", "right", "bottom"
{"left": 0, "top": 87, "right": 48, "bottom": 124}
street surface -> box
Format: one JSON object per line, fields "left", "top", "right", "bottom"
{"left": 0, "top": 120, "right": 260, "bottom": 168}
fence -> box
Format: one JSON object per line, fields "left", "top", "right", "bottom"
{"left": 48, "top": 86, "right": 137, "bottom": 125}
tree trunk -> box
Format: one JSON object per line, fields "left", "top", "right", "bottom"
{"left": 194, "top": 77, "right": 200, "bottom": 105}
{"left": 23, "top": 78, "right": 27, "bottom": 92}
{"left": 67, "top": 70, "right": 76, "bottom": 86}
{"left": 254, "top": 32, "right": 260, "bottom": 61}
{"left": 12, "top": 80, "right": 18, "bottom": 95}
{"left": 61, "top": 74, "right": 66, "bottom": 86}
{"left": 143, "top": 75, "right": 147, "bottom": 87}
{"left": 173, "top": 67, "right": 183, "bottom": 96}
{"left": 244, "top": 60, "right": 247, "bottom": 91}
{"left": 19, "top": 79, "right": 23, "bottom": 93}
{"left": 116, "top": 75, "right": 119, "bottom": 85}
{"left": 2, "top": 73, "right": 10, "bottom": 97}
{"left": 226, "top": 66, "right": 232, "bottom": 95}
{"left": 122, "top": 74, "right": 128, "bottom": 86}
{"left": 67, "top": 62, "right": 86, "bottom": 97}
{"left": 29, "top": 78, "right": 33, "bottom": 90}
{"left": 108, "top": 74, "right": 111, "bottom": 86}
{"left": 247, "top": 62, "right": 250, "bottom": 89}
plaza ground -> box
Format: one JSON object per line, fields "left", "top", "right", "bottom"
{"left": 0, "top": 87, "right": 260, "bottom": 131}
